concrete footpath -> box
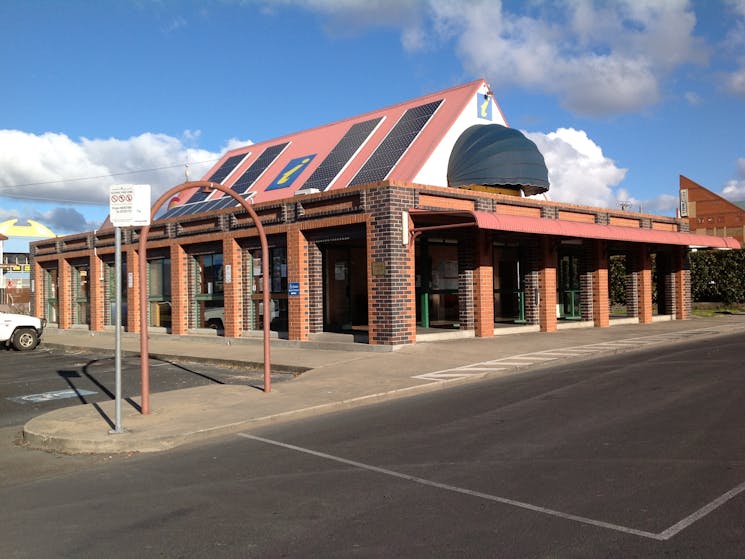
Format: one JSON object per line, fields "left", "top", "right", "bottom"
{"left": 22, "top": 314, "right": 745, "bottom": 455}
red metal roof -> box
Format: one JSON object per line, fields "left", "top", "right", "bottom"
{"left": 409, "top": 209, "right": 741, "bottom": 249}
{"left": 180, "top": 79, "right": 500, "bottom": 205}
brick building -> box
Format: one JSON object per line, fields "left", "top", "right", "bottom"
{"left": 31, "top": 80, "right": 740, "bottom": 346}
{"left": 679, "top": 175, "right": 745, "bottom": 242}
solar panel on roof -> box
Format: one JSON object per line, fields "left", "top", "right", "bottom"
{"left": 160, "top": 202, "right": 194, "bottom": 219}
{"left": 187, "top": 152, "right": 248, "bottom": 204}
{"left": 231, "top": 143, "right": 289, "bottom": 195}
{"left": 297, "top": 118, "right": 382, "bottom": 193}
{"left": 348, "top": 100, "right": 442, "bottom": 187}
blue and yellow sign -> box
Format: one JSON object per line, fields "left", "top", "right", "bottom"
{"left": 266, "top": 154, "right": 316, "bottom": 191}
{"left": 477, "top": 93, "right": 492, "bottom": 120}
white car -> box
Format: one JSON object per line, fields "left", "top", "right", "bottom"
{"left": 0, "top": 312, "right": 46, "bottom": 351}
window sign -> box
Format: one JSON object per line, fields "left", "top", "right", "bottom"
{"left": 476, "top": 93, "right": 492, "bottom": 120}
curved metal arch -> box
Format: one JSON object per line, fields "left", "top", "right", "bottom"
{"left": 138, "top": 181, "right": 271, "bottom": 414}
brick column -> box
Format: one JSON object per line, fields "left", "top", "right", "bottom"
{"left": 222, "top": 238, "right": 243, "bottom": 338}
{"left": 458, "top": 239, "right": 475, "bottom": 330}
{"left": 473, "top": 230, "right": 494, "bottom": 337}
{"left": 522, "top": 238, "right": 541, "bottom": 325}
{"left": 635, "top": 245, "right": 653, "bottom": 324}
{"left": 673, "top": 246, "right": 690, "bottom": 320}
{"left": 366, "top": 186, "right": 416, "bottom": 345}
{"left": 308, "top": 242, "right": 323, "bottom": 333}
{"left": 58, "top": 257, "right": 71, "bottom": 329}
{"left": 89, "top": 252, "right": 105, "bottom": 331}
{"left": 126, "top": 248, "right": 140, "bottom": 333}
{"left": 537, "top": 237, "right": 557, "bottom": 332}
{"left": 170, "top": 243, "right": 189, "bottom": 335}
{"left": 287, "top": 228, "right": 310, "bottom": 341}
{"left": 591, "top": 240, "right": 610, "bottom": 328}
{"left": 580, "top": 244, "right": 594, "bottom": 321}
{"left": 31, "top": 262, "right": 44, "bottom": 318}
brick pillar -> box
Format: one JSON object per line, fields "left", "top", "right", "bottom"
{"left": 287, "top": 228, "right": 310, "bottom": 341}
{"left": 58, "top": 257, "right": 71, "bottom": 329}
{"left": 673, "top": 246, "right": 690, "bottom": 320}
{"left": 473, "top": 230, "right": 494, "bottom": 337}
{"left": 222, "top": 238, "right": 243, "bottom": 338}
{"left": 522, "top": 237, "right": 541, "bottom": 326}
{"left": 458, "top": 239, "right": 475, "bottom": 330}
{"left": 366, "top": 186, "right": 416, "bottom": 345}
{"left": 580, "top": 244, "right": 594, "bottom": 321}
{"left": 538, "top": 237, "right": 558, "bottom": 332}
{"left": 31, "top": 262, "right": 43, "bottom": 318}
{"left": 126, "top": 248, "right": 140, "bottom": 333}
{"left": 170, "top": 243, "right": 189, "bottom": 335}
{"left": 591, "top": 240, "right": 610, "bottom": 328}
{"left": 308, "top": 242, "right": 323, "bottom": 333}
{"left": 89, "top": 252, "right": 104, "bottom": 331}
{"left": 635, "top": 245, "right": 653, "bottom": 324}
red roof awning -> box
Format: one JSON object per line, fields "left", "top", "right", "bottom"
{"left": 409, "top": 209, "right": 741, "bottom": 249}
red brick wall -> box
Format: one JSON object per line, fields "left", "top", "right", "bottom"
{"left": 473, "top": 230, "right": 494, "bottom": 337}
{"left": 89, "top": 253, "right": 104, "bottom": 331}
{"left": 634, "top": 246, "right": 653, "bottom": 324}
{"left": 538, "top": 237, "right": 557, "bottom": 332}
{"left": 169, "top": 243, "right": 188, "bottom": 335}
{"left": 58, "top": 257, "right": 71, "bottom": 329}
{"left": 287, "top": 229, "right": 310, "bottom": 341}
{"left": 126, "top": 249, "right": 140, "bottom": 333}
{"left": 591, "top": 240, "right": 609, "bottom": 327}
{"left": 222, "top": 238, "right": 243, "bottom": 338}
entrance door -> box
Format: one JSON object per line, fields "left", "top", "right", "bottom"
{"left": 323, "top": 245, "right": 367, "bottom": 331}
{"left": 493, "top": 245, "right": 525, "bottom": 323}
{"left": 558, "top": 252, "right": 581, "bottom": 319}
{"left": 416, "top": 239, "right": 460, "bottom": 329}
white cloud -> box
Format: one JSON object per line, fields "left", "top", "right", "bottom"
{"left": 725, "top": 60, "right": 745, "bottom": 96}
{"left": 722, "top": 157, "right": 745, "bottom": 200}
{"left": 0, "top": 130, "right": 242, "bottom": 207}
{"left": 426, "top": 0, "right": 707, "bottom": 116}
{"left": 278, "top": 0, "right": 708, "bottom": 116}
{"left": 684, "top": 91, "right": 702, "bottom": 105}
{"left": 728, "top": 0, "right": 745, "bottom": 18}
{"left": 524, "top": 128, "right": 627, "bottom": 208}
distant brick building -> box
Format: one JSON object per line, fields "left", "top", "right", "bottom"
{"left": 679, "top": 175, "right": 745, "bottom": 243}
{"left": 31, "top": 81, "right": 740, "bottom": 346}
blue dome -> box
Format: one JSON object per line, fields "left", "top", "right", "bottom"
{"left": 447, "top": 124, "right": 549, "bottom": 196}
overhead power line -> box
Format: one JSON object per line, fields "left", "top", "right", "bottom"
{"left": 0, "top": 158, "right": 219, "bottom": 190}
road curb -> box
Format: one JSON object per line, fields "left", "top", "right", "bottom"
{"left": 40, "top": 342, "right": 311, "bottom": 375}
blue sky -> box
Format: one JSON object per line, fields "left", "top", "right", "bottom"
{"left": 1, "top": 0, "right": 744, "bottom": 235}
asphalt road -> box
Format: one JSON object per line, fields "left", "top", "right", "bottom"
{"left": 0, "top": 345, "right": 288, "bottom": 428}
{"left": 2, "top": 332, "right": 745, "bottom": 558}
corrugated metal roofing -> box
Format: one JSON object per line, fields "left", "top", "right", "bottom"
{"left": 409, "top": 209, "right": 741, "bottom": 249}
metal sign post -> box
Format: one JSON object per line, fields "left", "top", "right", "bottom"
{"left": 109, "top": 184, "right": 151, "bottom": 433}
{"left": 111, "top": 226, "right": 125, "bottom": 434}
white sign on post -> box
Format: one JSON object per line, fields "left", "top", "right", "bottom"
{"left": 109, "top": 184, "right": 152, "bottom": 227}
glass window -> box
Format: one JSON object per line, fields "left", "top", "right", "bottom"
{"left": 148, "top": 258, "right": 172, "bottom": 328}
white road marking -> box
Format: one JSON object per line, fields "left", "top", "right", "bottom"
{"left": 414, "top": 324, "right": 745, "bottom": 383}
{"left": 238, "top": 433, "right": 668, "bottom": 540}
{"left": 9, "top": 388, "right": 97, "bottom": 404}
{"left": 240, "top": 433, "right": 745, "bottom": 541}
{"left": 656, "top": 479, "right": 745, "bottom": 540}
